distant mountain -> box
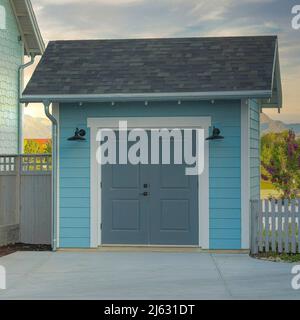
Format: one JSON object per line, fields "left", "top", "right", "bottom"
{"left": 261, "top": 113, "right": 300, "bottom": 136}
{"left": 24, "top": 115, "right": 51, "bottom": 139}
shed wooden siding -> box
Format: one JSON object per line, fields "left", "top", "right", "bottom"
{"left": 59, "top": 100, "right": 241, "bottom": 249}
{"left": 249, "top": 99, "right": 260, "bottom": 200}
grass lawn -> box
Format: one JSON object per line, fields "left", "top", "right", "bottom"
{"left": 261, "top": 180, "right": 276, "bottom": 190}
{"left": 261, "top": 180, "right": 281, "bottom": 199}
{"left": 261, "top": 189, "right": 281, "bottom": 199}
{"left": 253, "top": 252, "right": 300, "bottom": 263}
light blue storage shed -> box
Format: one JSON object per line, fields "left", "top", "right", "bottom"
{"left": 22, "top": 36, "right": 282, "bottom": 250}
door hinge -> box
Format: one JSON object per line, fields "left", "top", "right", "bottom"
{"left": 100, "top": 182, "right": 102, "bottom": 188}
{"left": 100, "top": 223, "right": 103, "bottom": 230}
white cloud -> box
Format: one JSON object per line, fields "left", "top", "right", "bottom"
{"left": 34, "top": 0, "right": 143, "bottom": 6}
{"left": 189, "top": 0, "right": 234, "bottom": 22}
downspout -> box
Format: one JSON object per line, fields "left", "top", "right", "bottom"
{"left": 44, "top": 102, "right": 58, "bottom": 251}
{"left": 18, "top": 54, "right": 35, "bottom": 154}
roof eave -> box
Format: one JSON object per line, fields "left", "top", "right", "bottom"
{"left": 25, "top": 0, "right": 45, "bottom": 55}
{"left": 261, "top": 39, "right": 282, "bottom": 109}
{"left": 10, "top": 0, "right": 45, "bottom": 56}
{"left": 20, "top": 90, "right": 273, "bottom": 104}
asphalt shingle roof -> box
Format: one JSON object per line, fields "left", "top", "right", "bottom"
{"left": 23, "top": 36, "right": 277, "bottom": 96}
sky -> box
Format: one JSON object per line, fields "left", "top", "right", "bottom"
{"left": 25, "top": 0, "right": 300, "bottom": 123}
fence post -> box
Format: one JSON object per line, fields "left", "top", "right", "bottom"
{"left": 15, "top": 156, "right": 21, "bottom": 227}
{"left": 251, "top": 200, "right": 259, "bottom": 254}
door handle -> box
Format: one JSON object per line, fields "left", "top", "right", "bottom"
{"left": 140, "top": 192, "right": 149, "bottom": 196}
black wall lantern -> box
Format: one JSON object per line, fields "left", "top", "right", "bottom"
{"left": 206, "top": 127, "right": 224, "bottom": 141}
{"left": 68, "top": 128, "right": 86, "bottom": 141}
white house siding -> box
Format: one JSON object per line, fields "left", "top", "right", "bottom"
{"left": 0, "top": 0, "right": 23, "bottom": 154}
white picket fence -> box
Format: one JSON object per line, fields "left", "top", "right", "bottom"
{"left": 251, "top": 199, "right": 300, "bottom": 254}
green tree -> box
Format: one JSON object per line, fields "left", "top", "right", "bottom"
{"left": 261, "top": 130, "right": 300, "bottom": 199}
{"left": 44, "top": 140, "right": 52, "bottom": 154}
{"left": 24, "top": 140, "right": 43, "bottom": 154}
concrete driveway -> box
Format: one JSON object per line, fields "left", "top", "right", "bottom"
{"left": 0, "top": 251, "right": 299, "bottom": 300}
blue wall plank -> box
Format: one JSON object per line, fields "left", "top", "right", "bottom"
{"left": 60, "top": 168, "right": 90, "bottom": 178}
{"left": 210, "top": 228, "right": 240, "bottom": 239}
{"left": 60, "top": 178, "right": 90, "bottom": 188}
{"left": 60, "top": 227, "right": 90, "bottom": 238}
{"left": 60, "top": 148, "right": 90, "bottom": 158}
{"left": 210, "top": 188, "right": 241, "bottom": 199}
{"left": 60, "top": 218, "right": 90, "bottom": 228}
{"left": 210, "top": 147, "right": 241, "bottom": 158}
{"left": 210, "top": 168, "right": 241, "bottom": 178}
{"left": 60, "top": 158, "right": 90, "bottom": 168}
{"left": 210, "top": 239, "right": 241, "bottom": 250}
{"left": 210, "top": 178, "right": 241, "bottom": 189}
{"left": 60, "top": 197, "right": 90, "bottom": 208}
{"left": 210, "top": 218, "right": 241, "bottom": 229}
{"left": 210, "top": 209, "right": 241, "bottom": 219}
{"left": 210, "top": 198, "right": 241, "bottom": 209}
{"left": 60, "top": 188, "right": 90, "bottom": 198}
{"left": 210, "top": 157, "right": 240, "bottom": 168}
{"left": 59, "top": 208, "right": 90, "bottom": 218}
{"left": 60, "top": 238, "right": 90, "bottom": 248}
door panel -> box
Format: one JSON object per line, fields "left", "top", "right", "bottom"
{"left": 160, "top": 165, "right": 189, "bottom": 188}
{"left": 112, "top": 200, "right": 140, "bottom": 231}
{"left": 112, "top": 165, "right": 139, "bottom": 189}
{"left": 160, "top": 200, "right": 190, "bottom": 230}
{"left": 102, "top": 163, "right": 150, "bottom": 244}
{"left": 149, "top": 164, "right": 198, "bottom": 245}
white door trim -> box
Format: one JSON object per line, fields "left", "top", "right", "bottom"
{"left": 88, "top": 116, "right": 211, "bottom": 249}
{"left": 241, "top": 100, "right": 250, "bottom": 249}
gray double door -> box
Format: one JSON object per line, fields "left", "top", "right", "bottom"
{"left": 101, "top": 131, "right": 199, "bottom": 245}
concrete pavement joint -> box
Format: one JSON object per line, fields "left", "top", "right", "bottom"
{"left": 210, "top": 254, "right": 234, "bottom": 299}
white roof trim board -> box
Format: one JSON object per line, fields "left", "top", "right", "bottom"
{"left": 21, "top": 90, "right": 273, "bottom": 103}
{"left": 10, "top": 0, "right": 44, "bottom": 55}
{"left": 260, "top": 45, "right": 282, "bottom": 109}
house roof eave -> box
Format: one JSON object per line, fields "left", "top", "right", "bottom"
{"left": 261, "top": 38, "right": 282, "bottom": 109}
{"left": 20, "top": 90, "right": 273, "bottom": 104}
{"left": 10, "top": 0, "right": 45, "bottom": 56}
